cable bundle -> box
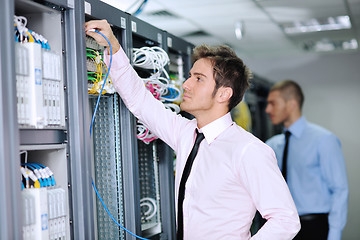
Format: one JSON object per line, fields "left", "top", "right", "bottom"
{"left": 19, "top": 151, "right": 55, "bottom": 189}
{"left": 132, "top": 46, "right": 182, "bottom": 144}
{"left": 21, "top": 163, "right": 56, "bottom": 189}
{"left": 14, "top": 15, "right": 50, "bottom": 49}
{"left": 87, "top": 48, "right": 115, "bottom": 95}
{"left": 133, "top": 47, "right": 169, "bottom": 71}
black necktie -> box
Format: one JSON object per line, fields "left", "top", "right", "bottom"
{"left": 282, "top": 131, "right": 291, "bottom": 181}
{"left": 177, "top": 129, "right": 205, "bottom": 240}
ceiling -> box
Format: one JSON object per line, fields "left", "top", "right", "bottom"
{"left": 101, "top": 0, "right": 360, "bottom": 58}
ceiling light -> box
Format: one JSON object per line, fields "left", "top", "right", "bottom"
{"left": 303, "top": 38, "right": 358, "bottom": 52}
{"left": 342, "top": 39, "right": 358, "bottom": 50}
{"left": 235, "top": 21, "right": 244, "bottom": 40}
{"left": 282, "top": 15, "right": 352, "bottom": 34}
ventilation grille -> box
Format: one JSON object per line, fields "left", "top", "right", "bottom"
{"left": 146, "top": 10, "right": 179, "bottom": 18}
{"left": 182, "top": 30, "right": 211, "bottom": 37}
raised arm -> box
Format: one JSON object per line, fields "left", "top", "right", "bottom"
{"left": 84, "top": 20, "right": 190, "bottom": 151}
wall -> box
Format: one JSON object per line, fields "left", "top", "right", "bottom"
{"left": 244, "top": 51, "right": 360, "bottom": 240}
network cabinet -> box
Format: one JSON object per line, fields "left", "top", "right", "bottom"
{"left": 84, "top": 1, "right": 133, "bottom": 239}
{"left": 128, "top": 14, "right": 181, "bottom": 240}
{"left": 1, "top": 0, "right": 94, "bottom": 240}
{"left": 84, "top": 1, "right": 183, "bottom": 239}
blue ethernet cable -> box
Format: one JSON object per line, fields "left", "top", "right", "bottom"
{"left": 27, "top": 163, "right": 50, "bottom": 187}
{"left": 27, "top": 163, "right": 48, "bottom": 186}
{"left": 89, "top": 29, "right": 112, "bottom": 136}
{"left": 162, "top": 87, "right": 179, "bottom": 101}
{"left": 31, "top": 163, "right": 56, "bottom": 186}
{"left": 91, "top": 179, "right": 149, "bottom": 240}
{"left": 134, "top": 0, "right": 148, "bottom": 16}
{"left": 22, "top": 163, "right": 44, "bottom": 187}
{"left": 89, "top": 29, "right": 149, "bottom": 240}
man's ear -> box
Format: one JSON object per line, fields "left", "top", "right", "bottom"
{"left": 287, "top": 98, "right": 298, "bottom": 111}
{"left": 217, "top": 87, "right": 233, "bottom": 103}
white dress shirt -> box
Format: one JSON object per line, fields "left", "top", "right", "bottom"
{"left": 105, "top": 47, "right": 300, "bottom": 240}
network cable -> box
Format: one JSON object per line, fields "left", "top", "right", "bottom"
{"left": 132, "top": 46, "right": 184, "bottom": 143}
{"left": 86, "top": 48, "right": 115, "bottom": 95}
{"left": 14, "top": 15, "right": 50, "bottom": 49}
{"left": 88, "top": 29, "right": 149, "bottom": 240}
{"left": 31, "top": 163, "right": 56, "bottom": 186}
{"left": 21, "top": 163, "right": 42, "bottom": 188}
{"left": 88, "top": 29, "right": 112, "bottom": 136}
{"left": 92, "top": 179, "right": 149, "bottom": 240}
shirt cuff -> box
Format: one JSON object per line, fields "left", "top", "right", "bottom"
{"left": 327, "top": 228, "right": 342, "bottom": 240}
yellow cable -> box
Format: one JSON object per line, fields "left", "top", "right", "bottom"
{"left": 26, "top": 30, "right": 35, "bottom": 42}
{"left": 34, "top": 180, "right": 41, "bottom": 188}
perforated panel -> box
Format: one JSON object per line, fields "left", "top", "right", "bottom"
{"left": 91, "top": 94, "right": 124, "bottom": 240}
{"left": 138, "top": 140, "right": 162, "bottom": 233}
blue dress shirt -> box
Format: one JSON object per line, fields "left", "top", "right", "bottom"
{"left": 266, "top": 116, "right": 348, "bottom": 240}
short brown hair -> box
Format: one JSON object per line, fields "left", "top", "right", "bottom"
{"left": 270, "top": 80, "right": 304, "bottom": 109}
{"left": 192, "top": 44, "right": 252, "bottom": 111}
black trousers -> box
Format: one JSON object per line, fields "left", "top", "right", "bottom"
{"left": 294, "top": 213, "right": 329, "bottom": 240}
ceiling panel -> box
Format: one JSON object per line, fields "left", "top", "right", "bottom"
{"left": 101, "top": 0, "right": 360, "bottom": 57}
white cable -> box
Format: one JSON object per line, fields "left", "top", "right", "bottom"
{"left": 164, "top": 103, "right": 181, "bottom": 114}
{"left": 136, "top": 123, "right": 148, "bottom": 137}
{"left": 140, "top": 197, "right": 157, "bottom": 220}
{"left": 14, "top": 15, "right": 28, "bottom": 42}
{"left": 136, "top": 121, "right": 157, "bottom": 143}
{"left": 19, "top": 150, "right": 28, "bottom": 163}
{"left": 132, "top": 46, "right": 182, "bottom": 144}
{"left": 140, "top": 202, "right": 153, "bottom": 216}
{"left": 20, "top": 167, "right": 30, "bottom": 188}
{"left": 133, "top": 46, "right": 169, "bottom": 71}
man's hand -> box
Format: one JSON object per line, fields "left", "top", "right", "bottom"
{"left": 85, "top": 19, "right": 121, "bottom": 54}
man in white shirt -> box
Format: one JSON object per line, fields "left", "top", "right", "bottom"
{"left": 85, "top": 19, "right": 300, "bottom": 240}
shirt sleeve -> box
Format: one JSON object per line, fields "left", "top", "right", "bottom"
{"left": 103, "top": 47, "right": 189, "bottom": 151}
{"left": 318, "top": 134, "right": 348, "bottom": 240}
{"left": 237, "top": 141, "right": 300, "bottom": 240}
{"left": 265, "top": 136, "right": 282, "bottom": 166}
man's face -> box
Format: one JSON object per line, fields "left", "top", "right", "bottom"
{"left": 266, "top": 90, "right": 290, "bottom": 125}
{"left": 180, "top": 58, "right": 217, "bottom": 117}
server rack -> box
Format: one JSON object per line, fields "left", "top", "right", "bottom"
{"left": 83, "top": 6, "right": 195, "bottom": 238}
{"left": 129, "top": 16, "right": 167, "bottom": 239}
{"left": 84, "top": 1, "right": 140, "bottom": 239}
{"left": 129, "top": 15, "right": 172, "bottom": 240}
{"left": 1, "top": 0, "right": 94, "bottom": 240}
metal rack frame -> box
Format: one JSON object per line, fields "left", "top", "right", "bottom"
{"left": 0, "top": 1, "right": 22, "bottom": 239}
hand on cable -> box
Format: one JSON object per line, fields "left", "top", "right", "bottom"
{"left": 85, "top": 19, "right": 120, "bottom": 54}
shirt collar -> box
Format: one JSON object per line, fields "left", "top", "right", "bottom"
{"left": 199, "top": 112, "right": 233, "bottom": 144}
{"left": 286, "top": 116, "right": 307, "bottom": 138}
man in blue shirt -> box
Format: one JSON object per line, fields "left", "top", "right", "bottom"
{"left": 265, "top": 80, "right": 348, "bottom": 240}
